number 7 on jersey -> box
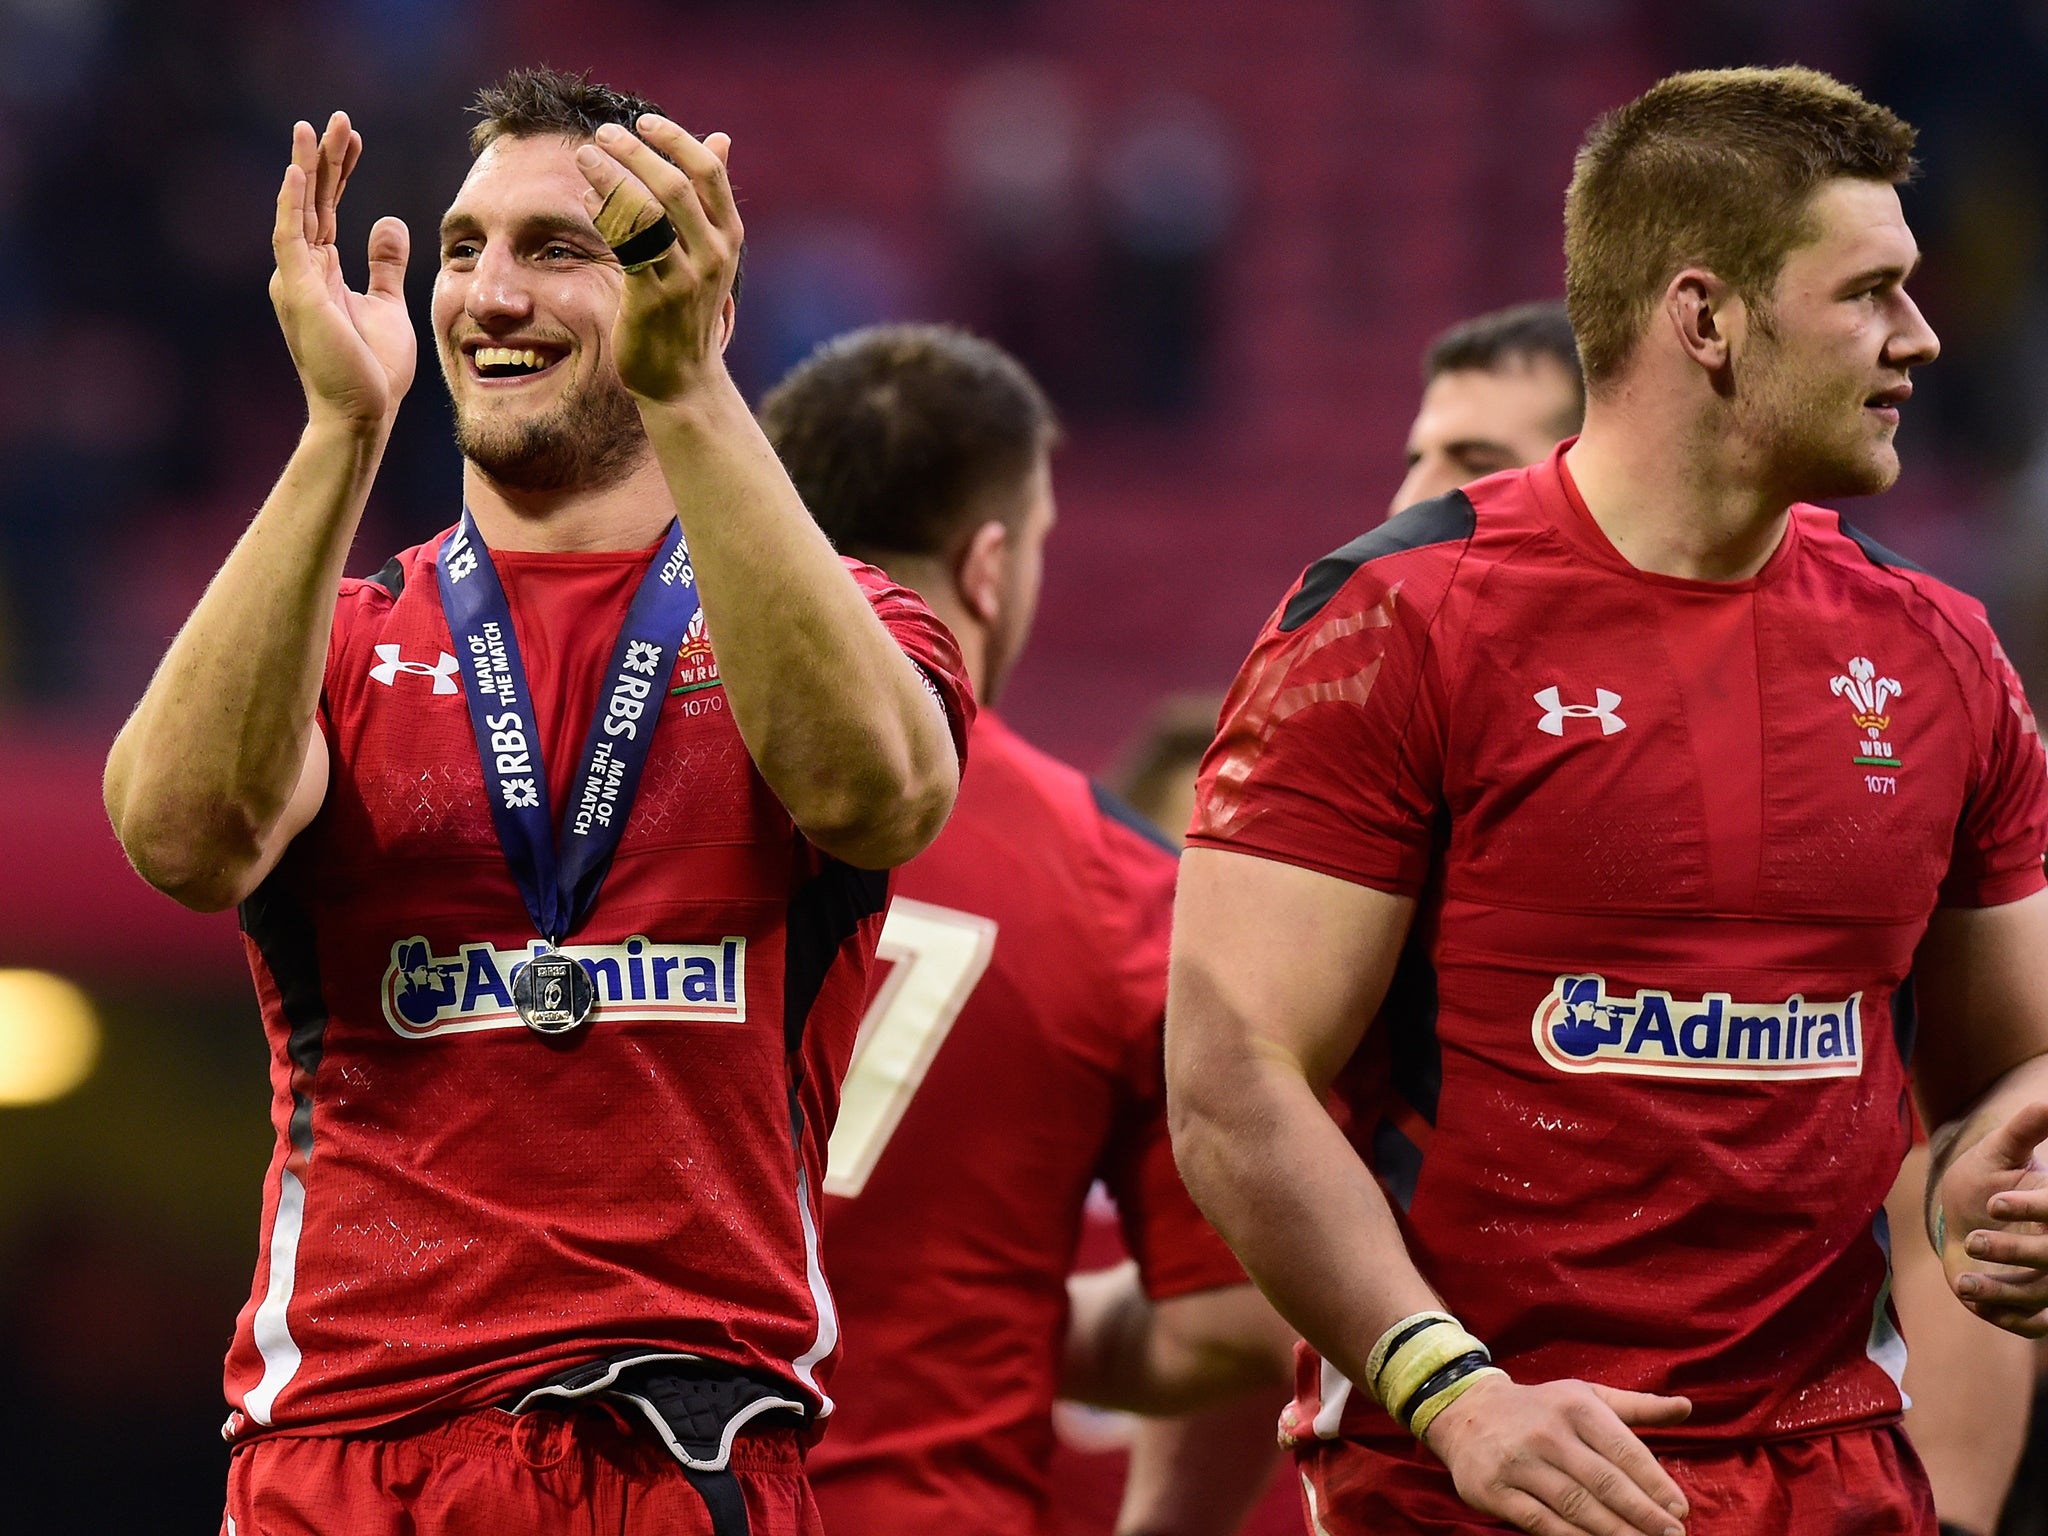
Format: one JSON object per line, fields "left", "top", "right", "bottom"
{"left": 824, "top": 898, "right": 999, "bottom": 1199}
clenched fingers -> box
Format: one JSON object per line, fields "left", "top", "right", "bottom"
{"left": 1987, "top": 1187, "right": 2048, "bottom": 1222}
{"left": 1964, "top": 1226, "right": 2048, "bottom": 1269}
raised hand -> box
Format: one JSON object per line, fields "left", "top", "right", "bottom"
{"left": 269, "top": 111, "right": 415, "bottom": 431}
{"left": 1936, "top": 1100, "right": 2048, "bottom": 1336}
{"left": 573, "top": 115, "right": 741, "bottom": 404}
{"left": 1423, "top": 1374, "right": 1692, "bottom": 1536}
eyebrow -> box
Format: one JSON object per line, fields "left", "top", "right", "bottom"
{"left": 437, "top": 209, "right": 605, "bottom": 246}
{"left": 1842, "top": 251, "right": 1923, "bottom": 291}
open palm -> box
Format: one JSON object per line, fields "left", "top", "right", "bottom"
{"left": 268, "top": 112, "right": 415, "bottom": 430}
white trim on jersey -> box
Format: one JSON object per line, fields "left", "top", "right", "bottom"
{"left": 1312, "top": 1356, "right": 1354, "bottom": 1438}
{"left": 1302, "top": 1470, "right": 1337, "bottom": 1536}
{"left": 244, "top": 1167, "right": 309, "bottom": 1425}
{"left": 789, "top": 1162, "right": 839, "bottom": 1416}
{"left": 1866, "top": 1210, "right": 1911, "bottom": 1408}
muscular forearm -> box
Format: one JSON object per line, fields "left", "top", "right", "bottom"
{"left": 638, "top": 376, "right": 957, "bottom": 867}
{"left": 1170, "top": 1055, "right": 1438, "bottom": 1393}
{"left": 105, "top": 421, "right": 379, "bottom": 907}
{"left": 1064, "top": 1267, "right": 1294, "bottom": 1415}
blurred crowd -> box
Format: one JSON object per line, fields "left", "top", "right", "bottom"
{"left": 0, "top": 0, "right": 2042, "bottom": 727}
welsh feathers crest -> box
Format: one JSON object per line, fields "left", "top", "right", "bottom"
{"left": 1830, "top": 656, "right": 1900, "bottom": 732}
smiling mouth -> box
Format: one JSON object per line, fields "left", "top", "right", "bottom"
{"left": 466, "top": 345, "right": 564, "bottom": 381}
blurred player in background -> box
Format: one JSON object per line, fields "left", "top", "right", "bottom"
{"left": 1388, "top": 302, "right": 1585, "bottom": 515}
{"left": 102, "top": 70, "right": 969, "bottom": 1536}
{"left": 761, "top": 323, "right": 1294, "bottom": 1536}
{"left": 1170, "top": 65, "right": 2048, "bottom": 1536}
{"left": 1392, "top": 297, "right": 2030, "bottom": 1536}
{"left": 1114, "top": 695, "right": 1232, "bottom": 851}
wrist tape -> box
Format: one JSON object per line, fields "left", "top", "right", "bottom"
{"left": 1366, "top": 1311, "right": 1508, "bottom": 1438}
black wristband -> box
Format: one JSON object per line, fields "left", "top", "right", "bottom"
{"left": 1371, "top": 1316, "right": 1451, "bottom": 1397}
{"left": 1396, "top": 1350, "right": 1493, "bottom": 1432}
{"left": 1937, "top": 1523, "right": 1985, "bottom": 1536}
{"left": 612, "top": 215, "right": 678, "bottom": 271}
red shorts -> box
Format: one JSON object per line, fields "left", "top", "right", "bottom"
{"left": 1295, "top": 1423, "right": 1935, "bottom": 1535}
{"left": 222, "top": 1406, "right": 823, "bottom": 1536}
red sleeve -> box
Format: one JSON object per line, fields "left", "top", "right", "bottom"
{"left": 1185, "top": 547, "right": 1455, "bottom": 895}
{"left": 845, "top": 557, "right": 976, "bottom": 769}
{"left": 1092, "top": 813, "right": 1247, "bottom": 1300}
{"left": 1938, "top": 620, "right": 2048, "bottom": 908}
{"left": 320, "top": 567, "right": 406, "bottom": 742}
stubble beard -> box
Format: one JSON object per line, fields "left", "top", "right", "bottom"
{"left": 452, "top": 366, "right": 649, "bottom": 495}
{"left": 1739, "top": 325, "right": 1899, "bottom": 505}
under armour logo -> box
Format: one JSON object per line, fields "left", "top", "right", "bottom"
{"left": 1534, "top": 685, "right": 1625, "bottom": 736}
{"left": 370, "top": 644, "right": 460, "bottom": 694}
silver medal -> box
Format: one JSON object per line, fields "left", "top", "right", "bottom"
{"left": 513, "top": 950, "right": 596, "bottom": 1036}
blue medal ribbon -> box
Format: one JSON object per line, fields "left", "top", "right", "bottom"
{"left": 436, "top": 507, "right": 702, "bottom": 946}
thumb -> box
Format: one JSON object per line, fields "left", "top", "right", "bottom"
{"left": 706, "top": 132, "right": 731, "bottom": 166}
{"left": 365, "top": 216, "right": 410, "bottom": 302}
{"left": 1590, "top": 1386, "right": 1692, "bottom": 1426}
{"left": 1976, "top": 1102, "right": 2048, "bottom": 1173}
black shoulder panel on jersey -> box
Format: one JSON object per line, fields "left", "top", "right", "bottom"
{"left": 1279, "top": 490, "right": 1475, "bottom": 633}
{"left": 1837, "top": 518, "right": 1926, "bottom": 576}
{"left": 1090, "top": 781, "right": 1181, "bottom": 857}
{"left": 366, "top": 554, "right": 406, "bottom": 599}
{"left": 239, "top": 872, "right": 329, "bottom": 1163}
{"left": 784, "top": 858, "right": 891, "bottom": 1055}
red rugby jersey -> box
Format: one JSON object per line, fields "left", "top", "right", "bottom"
{"left": 810, "top": 711, "right": 1245, "bottom": 1536}
{"left": 219, "top": 529, "right": 972, "bottom": 1442}
{"left": 1188, "top": 445, "right": 2048, "bottom": 1454}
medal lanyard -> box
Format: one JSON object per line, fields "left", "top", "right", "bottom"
{"left": 436, "top": 508, "right": 702, "bottom": 947}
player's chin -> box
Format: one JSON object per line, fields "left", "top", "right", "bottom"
{"left": 1791, "top": 433, "right": 1898, "bottom": 502}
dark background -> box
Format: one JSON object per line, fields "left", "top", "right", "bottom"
{"left": 4, "top": 0, "right": 2048, "bottom": 1527}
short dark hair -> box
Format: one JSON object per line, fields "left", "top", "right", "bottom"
{"left": 468, "top": 66, "right": 664, "bottom": 156}
{"left": 1423, "top": 300, "right": 1585, "bottom": 436}
{"left": 761, "top": 324, "right": 1060, "bottom": 560}
{"left": 1565, "top": 66, "right": 1916, "bottom": 388}
{"left": 467, "top": 66, "right": 744, "bottom": 300}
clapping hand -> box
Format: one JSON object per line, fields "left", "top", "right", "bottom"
{"left": 269, "top": 111, "right": 415, "bottom": 431}
{"left": 572, "top": 115, "right": 740, "bottom": 405}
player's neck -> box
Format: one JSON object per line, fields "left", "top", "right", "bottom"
{"left": 460, "top": 454, "right": 679, "bottom": 554}
{"left": 1566, "top": 407, "right": 1791, "bottom": 583}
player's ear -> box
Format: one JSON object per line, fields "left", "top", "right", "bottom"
{"left": 955, "top": 518, "right": 1010, "bottom": 631}
{"left": 715, "top": 292, "right": 737, "bottom": 354}
{"left": 1665, "top": 267, "right": 1736, "bottom": 380}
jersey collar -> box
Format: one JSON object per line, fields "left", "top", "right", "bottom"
{"left": 1529, "top": 439, "right": 1801, "bottom": 594}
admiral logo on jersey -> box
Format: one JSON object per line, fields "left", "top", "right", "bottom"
{"left": 1533, "top": 974, "right": 1864, "bottom": 1081}
{"left": 382, "top": 934, "right": 747, "bottom": 1038}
